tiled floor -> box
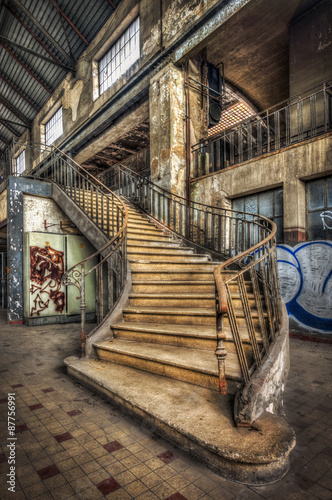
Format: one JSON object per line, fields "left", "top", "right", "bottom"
{"left": 0, "top": 309, "right": 331, "bottom": 499}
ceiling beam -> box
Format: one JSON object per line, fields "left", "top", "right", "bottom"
{"left": 10, "top": 0, "right": 76, "bottom": 67}
{"left": 108, "top": 144, "right": 137, "bottom": 154}
{"left": 0, "top": 117, "right": 29, "bottom": 129}
{"left": 0, "top": 94, "right": 30, "bottom": 126}
{"left": 0, "top": 35, "right": 74, "bottom": 72}
{"left": 0, "top": 119, "right": 21, "bottom": 137}
{"left": 106, "top": 0, "right": 116, "bottom": 9}
{"left": 0, "top": 41, "right": 52, "bottom": 94}
{"left": 0, "top": 135, "right": 10, "bottom": 146}
{"left": 0, "top": 73, "right": 39, "bottom": 111}
{"left": 48, "top": 0, "right": 88, "bottom": 45}
{"left": 5, "top": 5, "right": 63, "bottom": 66}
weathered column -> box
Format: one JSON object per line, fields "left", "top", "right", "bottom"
{"left": 149, "top": 63, "right": 186, "bottom": 197}
{"left": 283, "top": 178, "right": 306, "bottom": 244}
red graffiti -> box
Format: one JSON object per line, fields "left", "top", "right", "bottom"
{"left": 30, "top": 246, "right": 65, "bottom": 316}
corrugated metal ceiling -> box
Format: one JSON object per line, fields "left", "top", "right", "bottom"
{"left": 0, "top": 0, "right": 120, "bottom": 151}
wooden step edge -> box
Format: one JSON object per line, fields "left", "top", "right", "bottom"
{"left": 122, "top": 306, "right": 216, "bottom": 316}
{"left": 111, "top": 322, "right": 217, "bottom": 339}
{"left": 128, "top": 293, "right": 215, "bottom": 299}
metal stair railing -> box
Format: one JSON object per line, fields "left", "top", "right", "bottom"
{"left": 102, "top": 163, "right": 281, "bottom": 400}
{"left": 7, "top": 141, "right": 128, "bottom": 356}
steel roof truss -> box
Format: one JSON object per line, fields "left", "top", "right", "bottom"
{"left": 0, "top": 41, "right": 52, "bottom": 94}
{"left": 48, "top": 0, "right": 88, "bottom": 45}
{"left": 10, "top": 0, "right": 76, "bottom": 67}
{"left": 0, "top": 35, "right": 74, "bottom": 72}
{"left": 0, "top": 73, "right": 39, "bottom": 111}
{"left": 5, "top": 4, "right": 64, "bottom": 65}
{"left": 0, "top": 119, "right": 21, "bottom": 137}
{"left": 0, "top": 93, "right": 30, "bottom": 126}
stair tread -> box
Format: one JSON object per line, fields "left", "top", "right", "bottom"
{"left": 111, "top": 321, "right": 262, "bottom": 343}
{"left": 93, "top": 339, "right": 242, "bottom": 380}
{"left": 123, "top": 306, "right": 215, "bottom": 315}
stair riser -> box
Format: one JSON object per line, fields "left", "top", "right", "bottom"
{"left": 128, "top": 247, "right": 194, "bottom": 255}
{"left": 131, "top": 271, "right": 215, "bottom": 281}
{"left": 123, "top": 311, "right": 215, "bottom": 326}
{"left": 227, "top": 298, "right": 258, "bottom": 309}
{"left": 96, "top": 348, "right": 219, "bottom": 390}
{"left": 129, "top": 297, "right": 215, "bottom": 308}
{"left": 113, "top": 329, "right": 216, "bottom": 350}
{"left": 128, "top": 254, "right": 203, "bottom": 262}
{"left": 127, "top": 234, "right": 171, "bottom": 241}
{"left": 130, "top": 262, "right": 216, "bottom": 271}
{"left": 132, "top": 283, "right": 215, "bottom": 293}
{"left": 224, "top": 340, "right": 260, "bottom": 356}
{"left": 223, "top": 316, "right": 262, "bottom": 329}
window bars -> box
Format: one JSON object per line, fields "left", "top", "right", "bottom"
{"left": 99, "top": 17, "right": 140, "bottom": 95}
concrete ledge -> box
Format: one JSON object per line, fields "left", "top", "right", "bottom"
{"left": 64, "top": 355, "right": 295, "bottom": 485}
{"left": 234, "top": 301, "right": 290, "bottom": 425}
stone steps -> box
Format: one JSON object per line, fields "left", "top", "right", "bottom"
{"left": 93, "top": 338, "right": 242, "bottom": 393}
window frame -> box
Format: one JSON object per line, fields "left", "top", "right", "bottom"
{"left": 98, "top": 17, "right": 140, "bottom": 96}
{"left": 45, "top": 106, "right": 63, "bottom": 146}
{"left": 306, "top": 175, "right": 332, "bottom": 240}
{"left": 232, "top": 188, "right": 284, "bottom": 243}
{"left": 15, "top": 149, "right": 25, "bottom": 175}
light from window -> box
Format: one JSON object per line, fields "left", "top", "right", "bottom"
{"left": 306, "top": 176, "right": 332, "bottom": 240}
{"left": 15, "top": 150, "right": 25, "bottom": 175}
{"left": 233, "top": 188, "right": 284, "bottom": 243}
{"left": 99, "top": 17, "right": 140, "bottom": 96}
{"left": 45, "top": 107, "right": 63, "bottom": 146}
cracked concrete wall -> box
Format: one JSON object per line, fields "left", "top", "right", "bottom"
{"left": 23, "top": 195, "right": 80, "bottom": 235}
{"left": 150, "top": 63, "right": 186, "bottom": 196}
{"left": 0, "top": 189, "right": 7, "bottom": 224}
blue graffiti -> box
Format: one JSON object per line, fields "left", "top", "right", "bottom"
{"left": 277, "top": 241, "right": 332, "bottom": 333}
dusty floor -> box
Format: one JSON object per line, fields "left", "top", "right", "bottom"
{"left": 0, "top": 309, "right": 331, "bottom": 499}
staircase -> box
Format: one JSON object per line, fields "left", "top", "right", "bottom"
{"left": 93, "top": 199, "right": 263, "bottom": 395}
{"left": 9, "top": 144, "right": 294, "bottom": 484}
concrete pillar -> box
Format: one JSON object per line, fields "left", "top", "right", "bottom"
{"left": 283, "top": 178, "right": 306, "bottom": 245}
{"left": 149, "top": 63, "right": 186, "bottom": 197}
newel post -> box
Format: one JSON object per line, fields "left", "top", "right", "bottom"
{"left": 214, "top": 270, "right": 228, "bottom": 395}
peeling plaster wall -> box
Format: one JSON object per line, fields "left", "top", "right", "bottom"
{"left": 0, "top": 189, "right": 7, "bottom": 223}
{"left": 150, "top": 63, "right": 186, "bottom": 196}
{"left": 23, "top": 195, "right": 80, "bottom": 235}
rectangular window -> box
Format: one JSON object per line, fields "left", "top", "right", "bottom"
{"left": 306, "top": 176, "right": 332, "bottom": 240}
{"left": 15, "top": 150, "right": 25, "bottom": 175}
{"left": 232, "top": 188, "right": 284, "bottom": 242}
{"left": 99, "top": 17, "right": 140, "bottom": 96}
{"left": 45, "top": 107, "right": 63, "bottom": 146}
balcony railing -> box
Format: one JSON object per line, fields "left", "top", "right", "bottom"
{"left": 191, "top": 80, "right": 332, "bottom": 178}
